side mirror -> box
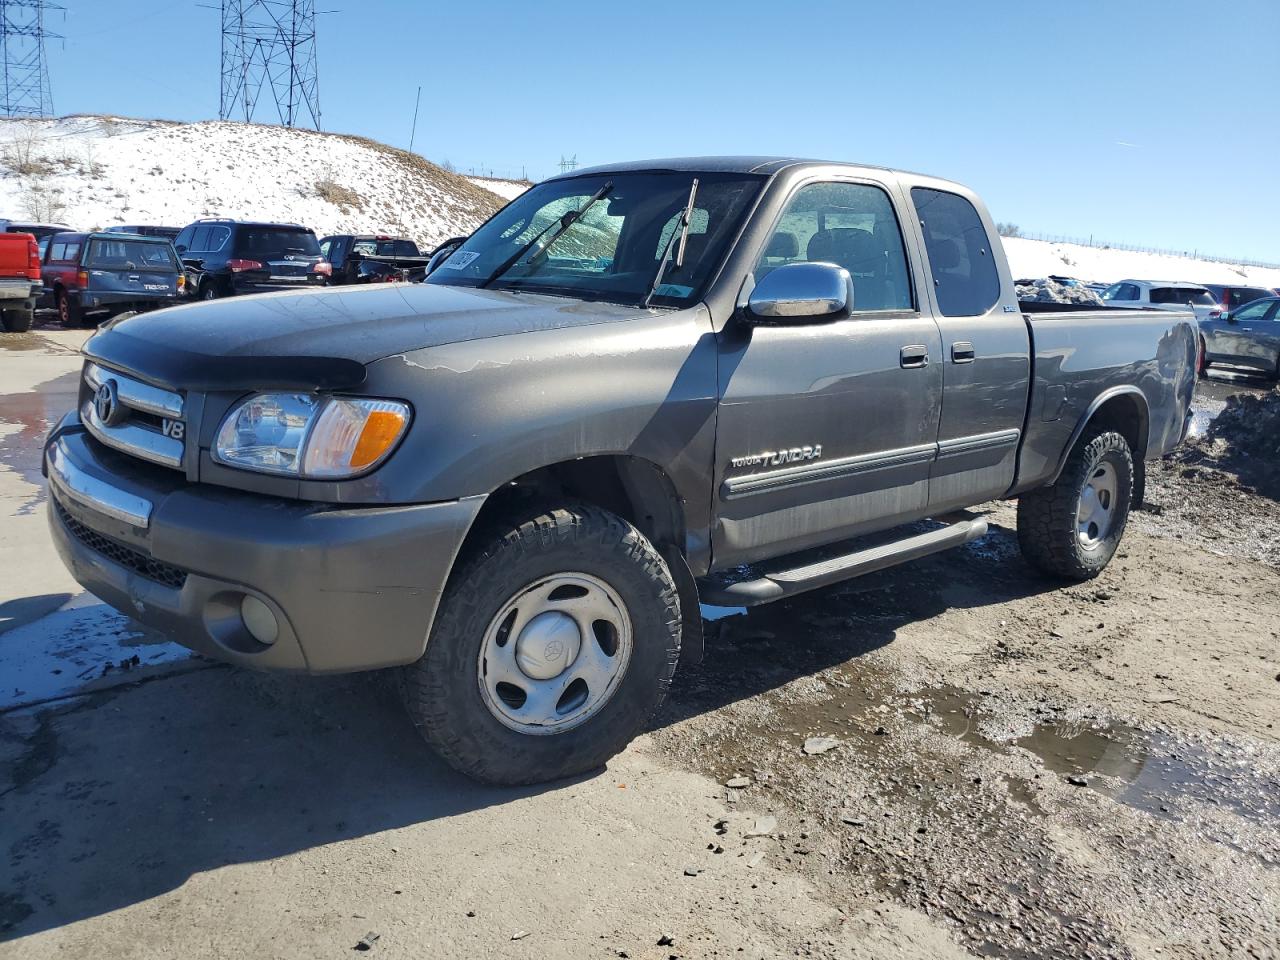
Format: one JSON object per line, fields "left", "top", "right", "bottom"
{"left": 175, "top": 244, "right": 187, "bottom": 254}
{"left": 1224, "top": 311, "right": 1236, "bottom": 324}
{"left": 425, "top": 236, "right": 468, "bottom": 277}
{"left": 745, "top": 261, "right": 854, "bottom": 323}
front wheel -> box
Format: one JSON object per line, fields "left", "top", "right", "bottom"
{"left": 400, "top": 503, "right": 682, "bottom": 785}
{"left": 1017, "top": 428, "right": 1134, "bottom": 580}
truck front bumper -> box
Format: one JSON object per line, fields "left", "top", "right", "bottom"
{"left": 44, "top": 419, "right": 483, "bottom": 673}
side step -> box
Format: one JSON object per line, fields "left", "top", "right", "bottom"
{"left": 699, "top": 517, "right": 988, "bottom": 607}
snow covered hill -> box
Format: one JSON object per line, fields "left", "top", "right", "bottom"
{"left": 0, "top": 115, "right": 506, "bottom": 246}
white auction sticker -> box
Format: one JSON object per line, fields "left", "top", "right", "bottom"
{"left": 443, "top": 250, "right": 480, "bottom": 269}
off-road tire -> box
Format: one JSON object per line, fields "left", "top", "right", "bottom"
{"left": 56, "top": 290, "right": 83, "bottom": 328}
{"left": 1017, "top": 428, "right": 1134, "bottom": 580}
{"left": 0, "top": 308, "right": 32, "bottom": 332}
{"left": 400, "top": 503, "right": 682, "bottom": 785}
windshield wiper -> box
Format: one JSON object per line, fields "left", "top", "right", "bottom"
{"left": 480, "top": 179, "right": 614, "bottom": 289}
{"left": 644, "top": 178, "right": 699, "bottom": 307}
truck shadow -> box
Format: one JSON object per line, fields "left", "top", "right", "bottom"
{"left": 655, "top": 520, "right": 1061, "bottom": 728}
{"left": 0, "top": 667, "right": 583, "bottom": 941}
{"left": 0, "top": 523, "right": 1052, "bottom": 941}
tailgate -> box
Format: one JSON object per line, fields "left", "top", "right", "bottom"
{"left": 88, "top": 268, "right": 180, "bottom": 296}
{"left": 0, "top": 235, "right": 32, "bottom": 277}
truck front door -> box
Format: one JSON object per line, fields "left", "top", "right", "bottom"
{"left": 907, "top": 185, "right": 1030, "bottom": 512}
{"left": 712, "top": 179, "right": 944, "bottom": 568}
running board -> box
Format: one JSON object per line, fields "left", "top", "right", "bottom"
{"left": 699, "top": 517, "right": 988, "bottom": 606}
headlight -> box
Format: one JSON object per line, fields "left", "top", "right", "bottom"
{"left": 214, "top": 394, "right": 410, "bottom": 479}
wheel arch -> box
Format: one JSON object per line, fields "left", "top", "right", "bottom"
{"left": 1048, "top": 386, "right": 1149, "bottom": 486}
{"left": 457, "top": 454, "right": 705, "bottom": 666}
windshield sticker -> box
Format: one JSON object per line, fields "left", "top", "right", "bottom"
{"left": 443, "top": 250, "right": 480, "bottom": 270}
{"left": 653, "top": 283, "right": 693, "bottom": 298}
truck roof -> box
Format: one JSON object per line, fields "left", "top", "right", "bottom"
{"left": 552, "top": 155, "right": 962, "bottom": 188}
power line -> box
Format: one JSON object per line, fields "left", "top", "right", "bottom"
{"left": 0, "top": 0, "right": 61, "bottom": 118}
{"left": 219, "top": 0, "right": 321, "bottom": 129}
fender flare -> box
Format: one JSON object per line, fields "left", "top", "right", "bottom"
{"left": 1047, "top": 385, "right": 1149, "bottom": 485}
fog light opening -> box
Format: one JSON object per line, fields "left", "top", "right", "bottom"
{"left": 240, "top": 595, "right": 279, "bottom": 646}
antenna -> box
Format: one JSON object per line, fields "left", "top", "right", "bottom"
{"left": 0, "top": 0, "right": 61, "bottom": 118}
{"left": 219, "top": 0, "right": 321, "bottom": 129}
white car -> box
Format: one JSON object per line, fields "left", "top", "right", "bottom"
{"left": 1101, "top": 279, "right": 1222, "bottom": 323}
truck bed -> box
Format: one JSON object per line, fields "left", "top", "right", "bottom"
{"left": 1013, "top": 303, "right": 1198, "bottom": 491}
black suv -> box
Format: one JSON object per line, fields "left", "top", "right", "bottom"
{"left": 174, "top": 219, "right": 330, "bottom": 299}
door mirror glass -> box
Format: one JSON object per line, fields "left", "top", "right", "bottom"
{"left": 746, "top": 262, "right": 853, "bottom": 323}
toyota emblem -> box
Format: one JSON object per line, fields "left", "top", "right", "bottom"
{"left": 94, "top": 379, "right": 123, "bottom": 426}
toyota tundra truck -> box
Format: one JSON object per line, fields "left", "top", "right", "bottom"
{"left": 43, "top": 158, "right": 1196, "bottom": 785}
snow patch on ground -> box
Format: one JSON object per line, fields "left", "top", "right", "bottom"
{"left": 465, "top": 175, "right": 531, "bottom": 201}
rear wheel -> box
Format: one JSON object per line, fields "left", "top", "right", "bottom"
{"left": 400, "top": 503, "right": 682, "bottom": 785}
{"left": 1017, "top": 428, "right": 1134, "bottom": 580}
{"left": 0, "top": 308, "right": 33, "bottom": 332}
{"left": 56, "top": 290, "right": 83, "bottom": 328}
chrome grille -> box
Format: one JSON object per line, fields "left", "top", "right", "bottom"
{"left": 82, "top": 362, "right": 185, "bottom": 469}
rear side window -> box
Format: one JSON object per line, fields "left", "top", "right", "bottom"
{"left": 755, "top": 181, "right": 914, "bottom": 312}
{"left": 911, "top": 187, "right": 1001, "bottom": 316}
{"left": 49, "top": 241, "right": 81, "bottom": 263}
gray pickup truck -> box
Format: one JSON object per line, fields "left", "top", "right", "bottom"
{"left": 44, "top": 157, "right": 1197, "bottom": 784}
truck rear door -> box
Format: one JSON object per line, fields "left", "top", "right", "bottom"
{"left": 711, "top": 177, "right": 944, "bottom": 567}
{"left": 905, "top": 183, "right": 1030, "bottom": 512}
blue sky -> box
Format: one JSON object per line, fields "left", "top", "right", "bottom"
{"left": 44, "top": 0, "right": 1279, "bottom": 259}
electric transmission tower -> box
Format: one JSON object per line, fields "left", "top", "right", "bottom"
{"left": 0, "top": 0, "right": 61, "bottom": 118}
{"left": 220, "top": 0, "right": 321, "bottom": 129}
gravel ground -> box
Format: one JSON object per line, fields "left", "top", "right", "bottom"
{"left": 2, "top": 337, "right": 1277, "bottom": 959}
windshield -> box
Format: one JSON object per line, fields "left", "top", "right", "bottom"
{"left": 86, "top": 238, "right": 178, "bottom": 271}
{"left": 427, "top": 172, "right": 763, "bottom": 306}
{"left": 1150, "top": 286, "right": 1214, "bottom": 305}
{"left": 235, "top": 228, "right": 321, "bottom": 260}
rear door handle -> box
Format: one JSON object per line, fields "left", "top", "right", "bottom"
{"left": 900, "top": 345, "right": 929, "bottom": 368}
{"left": 951, "top": 341, "right": 975, "bottom": 363}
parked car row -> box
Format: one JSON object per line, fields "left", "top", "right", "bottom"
{"left": 1, "top": 215, "right": 432, "bottom": 328}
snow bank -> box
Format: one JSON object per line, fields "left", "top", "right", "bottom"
{"left": 1003, "top": 236, "right": 1280, "bottom": 290}
{"left": 0, "top": 116, "right": 506, "bottom": 247}
{"left": 465, "top": 175, "right": 532, "bottom": 201}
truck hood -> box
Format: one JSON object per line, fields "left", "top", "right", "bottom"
{"left": 85, "top": 283, "right": 654, "bottom": 391}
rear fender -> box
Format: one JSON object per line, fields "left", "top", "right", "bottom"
{"left": 1047, "top": 386, "right": 1149, "bottom": 485}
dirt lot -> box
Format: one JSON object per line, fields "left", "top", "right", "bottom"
{"left": 1, "top": 332, "right": 1277, "bottom": 959}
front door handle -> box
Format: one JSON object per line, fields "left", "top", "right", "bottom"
{"left": 951, "top": 341, "right": 975, "bottom": 363}
{"left": 900, "top": 345, "right": 929, "bottom": 368}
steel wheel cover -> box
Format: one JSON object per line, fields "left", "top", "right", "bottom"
{"left": 477, "top": 572, "right": 633, "bottom": 735}
{"left": 1077, "top": 461, "right": 1118, "bottom": 548}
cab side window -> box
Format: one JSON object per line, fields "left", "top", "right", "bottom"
{"left": 911, "top": 187, "right": 1001, "bottom": 317}
{"left": 755, "top": 181, "right": 913, "bottom": 312}
{"left": 1232, "top": 300, "right": 1272, "bottom": 322}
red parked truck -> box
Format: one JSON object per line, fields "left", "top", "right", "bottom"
{"left": 0, "top": 231, "right": 43, "bottom": 332}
